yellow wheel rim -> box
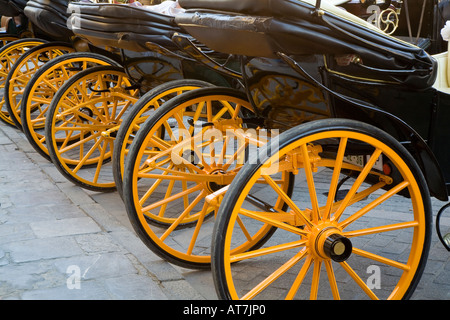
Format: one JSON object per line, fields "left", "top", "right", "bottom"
{"left": 219, "top": 129, "right": 428, "bottom": 300}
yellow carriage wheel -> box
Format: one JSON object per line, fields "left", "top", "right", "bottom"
{"left": 212, "top": 118, "right": 431, "bottom": 300}
{"left": 112, "top": 79, "right": 215, "bottom": 199}
{"left": 45, "top": 65, "right": 139, "bottom": 192}
{"left": 5, "top": 42, "right": 75, "bottom": 128}
{"left": 122, "top": 87, "right": 293, "bottom": 269}
{"left": 0, "top": 38, "right": 48, "bottom": 126}
{"left": 20, "top": 52, "right": 120, "bottom": 161}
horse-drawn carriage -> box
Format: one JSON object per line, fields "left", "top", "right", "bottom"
{"left": 117, "top": 0, "right": 450, "bottom": 299}
{"left": 1, "top": 0, "right": 449, "bottom": 299}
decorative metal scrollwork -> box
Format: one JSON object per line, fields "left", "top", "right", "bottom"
{"left": 367, "top": 5, "right": 399, "bottom": 35}
{"left": 378, "top": 8, "right": 399, "bottom": 34}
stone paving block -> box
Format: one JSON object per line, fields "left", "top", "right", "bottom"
{"left": 0, "top": 263, "right": 42, "bottom": 291}
{"left": 21, "top": 281, "right": 113, "bottom": 300}
{"left": 0, "top": 223, "right": 35, "bottom": 245}
{"left": 0, "top": 134, "right": 11, "bottom": 145}
{"left": 57, "top": 181, "right": 97, "bottom": 206}
{"left": 3, "top": 237, "right": 84, "bottom": 263}
{"left": 104, "top": 274, "right": 167, "bottom": 299}
{"left": 30, "top": 217, "right": 101, "bottom": 238}
{"left": 160, "top": 279, "right": 205, "bottom": 300}
{"left": 78, "top": 203, "right": 125, "bottom": 233}
{"left": 40, "top": 164, "right": 72, "bottom": 184}
{"left": 3, "top": 204, "right": 86, "bottom": 224}
{"left": 74, "top": 233, "right": 123, "bottom": 254}
{"left": 53, "top": 253, "right": 139, "bottom": 281}
{"left": 8, "top": 190, "right": 72, "bottom": 207}
{"left": 173, "top": 268, "right": 216, "bottom": 300}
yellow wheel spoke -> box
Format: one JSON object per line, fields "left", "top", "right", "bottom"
{"left": 138, "top": 164, "right": 173, "bottom": 206}
{"left": 301, "top": 144, "right": 320, "bottom": 224}
{"left": 230, "top": 239, "right": 307, "bottom": 263}
{"left": 141, "top": 184, "right": 203, "bottom": 214}
{"left": 324, "top": 137, "right": 348, "bottom": 221}
{"left": 243, "top": 249, "right": 308, "bottom": 300}
{"left": 339, "top": 181, "right": 409, "bottom": 229}
{"left": 352, "top": 247, "right": 410, "bottom": 271}
{"left": 310, "top": 259, "right": 322, "bottom": 300}
{"left": 239, "top": 208, "right": 308, "bottom": 236}
{"left": 262, "top": 174, "right": 313, "bottom": 229}
{"left": 333, "top": 148, "right": 383, "bottom": 222}
{"left": 340, "top": 261, "right": 379, "bottom": 300}
{"left": 186, "top": 204, "right": 213, "bottom": 255}
{"left": 160, "top": 190, "right": 207, "bottom": 241}
{"left": 72, "top": 137, "right": 104, "bottom": 174}
{"left": 324, "top": 260, "right": 340, "bottom": 300}
{"left": 285, "top": 252, "right": 312, "bottom": 300}
{"left": 343, "top": 220, "right": 419, "bottom": 238}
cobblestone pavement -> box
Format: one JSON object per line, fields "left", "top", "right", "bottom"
{"left": 0, "top": 123, "right": 449, "bottom": 300}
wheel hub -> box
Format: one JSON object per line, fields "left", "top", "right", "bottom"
{"left": 310, "top": 225, "right": 352, "bottom": 262}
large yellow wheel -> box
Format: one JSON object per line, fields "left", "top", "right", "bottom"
{"left": 5, "top": 41, "right": 75, "bottom": 128}
{"left": 122, "top": 87, "right": 291, "bottom": 269}
{"left": 45, "top": 65, "right": 139, "bottom": 192}
{"left": 212, "top": 118, "right": 431, "bottom": 300}
{"left": 20, "top": 52, "right": 120, "bottom": 160}
{"left": 112, "top": 79, "right": 215, "bottom": 199}
{"left": 0, "top": 38, "right": 48, "bottom": 126}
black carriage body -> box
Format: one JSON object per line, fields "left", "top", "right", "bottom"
{"left": 176, "top": 0, "right": 449, "bottom": 201}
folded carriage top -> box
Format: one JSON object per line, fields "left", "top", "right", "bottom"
{"left": 67, "top": 2, "right": 184, "bottom": 52}
{"left": 0, "top": 0, "right": 28, "bottom": 17}
{"left": 24, "top": 0, "right": 73, "bottom": 41}
{"left": 175, "top": 0, "right": 437, "bottom": 89}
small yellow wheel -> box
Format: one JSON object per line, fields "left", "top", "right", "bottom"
{"left": 20, "top": 52, "right": 120, "bottom": 160}
{"left": 45, "top": 65, "right": 139, "bottom": 191}
{"left": 122, "top": 87, "right": 292, "bottom": 269}
{"left": 5, "top": 42, "right": 75, "bottom": 128}
{"left": 0, "top": 38, "right": 48, "bottom": 126}
{"left": 212, "top": 118, "right": 431, "bottom": 300}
